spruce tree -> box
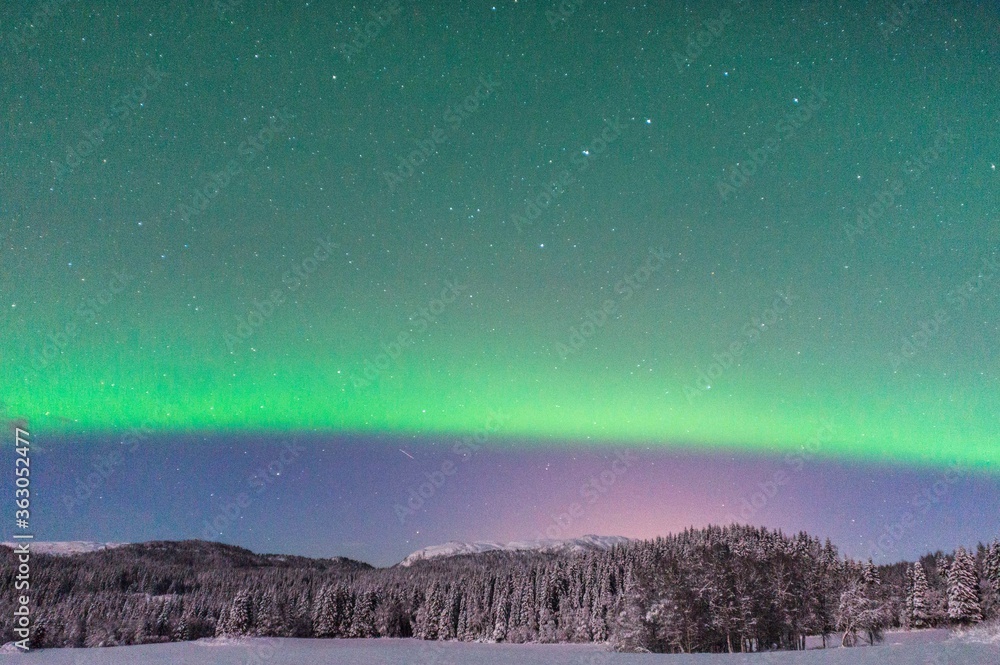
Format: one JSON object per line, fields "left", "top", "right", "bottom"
{"left": 173, "top": 611, "right": 191, "bottom": 641}
{"left": 225, "top": 590, "right": 254, "bottom": 636}
{"left": 947, "top": 547, "right": 983, "bottom": 625}
{"left": 350, "top": 590, "right": 377, "bottom": 638}
{"left": 254, "top": 593, "right": 279, "bottom": 637}
{"left": 610, "top": 568, "right": 653, "bottom": 652}
{"left": 986, "top": 540, "right": 1000, "bottom": 596}
{"left": 492, "top": 582, "right": 509, "bottom": 642}
{"left": 416, "top": 582, "right": 443, "bottom": 640}
{"left": 985, "top": 540, "right": 1000, "bottom": 620}
{"left": 436, "top": 587, "right": 457, "bottom": 641}
{"left": 312, "top": 584, "right": 340, "bottom": 637}
{"left": 904, "top": 568, "right": 914, "bottom": 630}
{"left": 908, "top": 562, "right": 931, "bottom": 628}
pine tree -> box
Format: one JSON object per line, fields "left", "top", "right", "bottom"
{"left": 610, "top": 568, "right": 652, "bottom": 652}
{"left": 904, "top": 570, "right": 914, "bottom": 630}
{"left": 350, "top": 590, "right": 377, "bottom": 638}
{"left": 436, "top": 587, "right": 457, "bottom": 640}
{"left": 456, "top": 594, "right": 470, "bottom": 640}
{"left": 947, "top": 547, "right": 983, "bottom": 625}
{"left": 908, "top": 562, "right": 931, "bottom": 628}
{"left": 985, "top": 540, "right": 1000, "bottom": 620}
{"left": 415, "top": 582, "right": 443, "bottom": 640}
{"left": 254, "top": 593, "right": 279, "bottom": 637}
{"left": 986, "top": 541, "right": 1000, "bottom": 596}
{"left": 861, "top": 560, "right": 881, "bottom": 587}
{"left": 223, "top": 590, "right": 254, "bottom": 636}
{"left": 313, "top": 584, "right": 340, "bottom": 637}
{"left": 492, "top": 581, "right": 509, "bottom": 642}
{"left": 173, "top": 611, "right": 192, "bottom": 641}
{"left": 537, "top": 570, "right": 558, "bottom": 643}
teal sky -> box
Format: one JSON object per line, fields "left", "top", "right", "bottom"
{"left": 2, "top": 0, "right": 999, "bottom": 471}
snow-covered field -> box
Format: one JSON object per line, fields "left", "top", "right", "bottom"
{"left": 1, "top": 632, "right": 998, "bottom": 665}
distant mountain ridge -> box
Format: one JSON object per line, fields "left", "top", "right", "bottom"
{"left": 399, "top": 534, "right": 631, "bottom": 566}
{"left": 0, "top": 537, "right": 632, "bottom": 568}
{"left": 0, "top": 541, "right": 126, "bottom": 555}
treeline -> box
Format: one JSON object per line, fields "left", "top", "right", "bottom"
{"left": 1, "top": 526, "right": 998, "bottom": 653}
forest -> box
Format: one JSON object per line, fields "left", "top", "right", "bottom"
{"left": 1, "top": 525, "right": 998, "bottom": 653}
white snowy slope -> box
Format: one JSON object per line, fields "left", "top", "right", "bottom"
{"left": 399, "top": 535, "right": 631, "bottom": 566}
{"left": 0, "top": 541, "right": 126, "bottom": 555}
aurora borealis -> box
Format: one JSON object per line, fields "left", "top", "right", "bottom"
{"left": 2, "top": 1, "right": 998, "bottom": 563}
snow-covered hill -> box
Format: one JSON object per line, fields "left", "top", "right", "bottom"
{"left": 0, "top": 541, "right": 126, "bottom": 555}
{"left": 399, "top": 535, "right": 630, "bottom": 566}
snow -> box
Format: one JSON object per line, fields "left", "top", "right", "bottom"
{"left": 0, "top": 541, "right": 126, "bottom": 555}
{"left": 952, "top": 620, "right": 1000, "bottom": 645}
{"left": 2, "top": 636, "right": 998, "bottom": 664}
{"left": 400, "top": 535, "right": 631, "bottom": 566}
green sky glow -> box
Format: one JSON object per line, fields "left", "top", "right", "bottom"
{"left": 2, "top": 1, "right": 998, "bottom": 472}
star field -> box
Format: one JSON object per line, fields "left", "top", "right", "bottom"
{"left": 0, "top": 0, "right": 998, "bottom": 559}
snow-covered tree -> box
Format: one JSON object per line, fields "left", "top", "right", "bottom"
{"left": 13, "top": 526, "right": 1000, "bottom": 652}
{"left": 907, "top": 562, "right": 932, "bottom": 628}
{"left": 312, "top": 584, "right": 340, "bottom": 637}
{"left": 837, "top": 576, "right": 884, "bottom": 647}
{"left": 173, "top": 610, "right": 192, "bottom": 641}
{"left": 987, "top": 540, "right": 1000, "bottom": 595}
{"left": 984, "top": 540, "right": 1000, "bottom": 620}
{"left": 220, "top": 590, "right": 253, "bottom": 636}
{"left": 348, "top": 590, "right": 377, "bottom": 638}
{"left": 254, "top": 593, "right": 280, "bottom": 637}
{"left": 610, "top": 569, "right": 651, "bottom": 652}
{"left": 947, "top": 547, "right": 983, "bottom": 625}
{"left": 415, "top": 582, "right": 443, "bottom": 640}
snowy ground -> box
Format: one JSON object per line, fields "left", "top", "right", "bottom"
{"left": 804, "top": 627, "right": 952, "bottom": 649}
{"left": 1, "top": 632, "right": 997, "bottom": 664}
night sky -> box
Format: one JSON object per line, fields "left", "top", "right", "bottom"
{"left": 1, "top": 1, "right": 998, "bottom": 566}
